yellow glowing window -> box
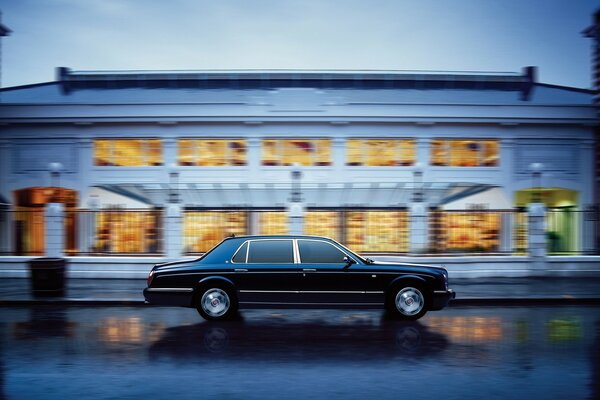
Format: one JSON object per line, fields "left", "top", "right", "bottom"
{"left": 304, "top": 211, "right": 341, "bottom": 241}
{"left": 93, "top": 210, "right": 162, "bottom": 254}
{"left": 430, "top": 139, "right": 499, "bottom": 167}
{"left": 346, "top": 139, "right": 415, "bottom": 166}
{"left": 345, "top": 211, "right": 409, "bottom": 253}
{"left": 183, "top": 211, "right": 247, "bottom": 253}
{"left": 94, "top": 139, "right": 163, "bottom": 166}
{"left": 261, "top": 139, "right": 331, "bottom": 166}
{"left": 259, "top": 211, "right": 288, "bottom": 234}
{"left": 430, "top": 211, "right": 501, "bottom": 252}
{"left": 177, "top": 139, "right": 247, "bottom": 166}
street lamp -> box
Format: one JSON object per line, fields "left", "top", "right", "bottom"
{"left": 529, "top": 162, "right": 543, "bottom": 203}
{"left": 48, "top": 162, "right": 63, "bottom": 202}
{"left": 290, "top": 163, "right": 303, "bottom": 203}
{"left": 412, "top": 162, "right": 424, "bottom": 203}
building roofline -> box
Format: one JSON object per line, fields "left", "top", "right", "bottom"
{"left": 58, "top": 66, "right": 528, "bottom": 84}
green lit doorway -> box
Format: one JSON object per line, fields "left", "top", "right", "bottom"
{"left": 515, "top": 188, "right": 579, "bottom": 254}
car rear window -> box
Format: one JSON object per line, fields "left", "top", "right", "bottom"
{"left": 247, "top": 240, "right": 294, "bottom": 263}
{"left": 298, "top": 240, "right": 347, "bottom": 263}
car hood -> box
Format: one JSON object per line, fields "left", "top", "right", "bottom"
{"left": 368, "top": 260, "right": 447, "bottom": 273}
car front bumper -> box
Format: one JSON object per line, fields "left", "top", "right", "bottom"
{"left": 143, "top": 287, "right": 194, "bottom": 307}
{"left": 431, "top": 289, "right": 456, "bottom": 310}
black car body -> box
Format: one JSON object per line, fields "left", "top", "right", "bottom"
{"left": 143, "top": 235, "right": 455, "bottom": 320}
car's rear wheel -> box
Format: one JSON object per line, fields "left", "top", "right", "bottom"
{"left": 386, "top": 284, "right": 428, "bottom": 320}
{"left": 196, "top": 286, "right": 237, "bottom": 321}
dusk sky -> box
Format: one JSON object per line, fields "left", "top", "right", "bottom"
{"left": 1, "top": 0, "right": 600, "bottom": 89}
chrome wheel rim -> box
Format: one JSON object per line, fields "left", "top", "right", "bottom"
{"left": 395, "top": 287, "right": 424, "bottom": 316}
{"left": 201, "top": 289, "right": 230, "bottom": 317}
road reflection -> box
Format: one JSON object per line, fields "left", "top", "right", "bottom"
{"left": 1, "top": 306, "right": 599, "bottom": 399}
{"left": 149, "top": 315, "right": 449, "bottom": 361}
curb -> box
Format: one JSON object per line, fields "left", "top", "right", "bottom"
{"left": 1, "top": 297, "right": 599, "bottom": 307}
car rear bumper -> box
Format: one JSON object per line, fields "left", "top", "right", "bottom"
{"left": 143, "top": 287, "right": 194, "bottom": 307}
{"left": 431, "top": 289, "right": 456, "bottom": 310}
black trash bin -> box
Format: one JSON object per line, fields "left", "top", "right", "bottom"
{"left": 28, "top": 257, "right": 67, "bottom": 297}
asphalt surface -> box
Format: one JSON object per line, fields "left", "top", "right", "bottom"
{"left": 1, "top": 305, "right": 598, "bottom": 399}
{"left": 0, "top": 277, "right": 600, "bottom": 306}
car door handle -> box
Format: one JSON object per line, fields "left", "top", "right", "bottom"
{"left": 235, "top": 268, "right": 248, "bottom": 272}
{"left": 302, "top": 268, "right": 317, "bottom": 272}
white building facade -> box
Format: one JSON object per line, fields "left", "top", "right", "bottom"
{"left": 0, "top": 67, "right": 598, "bottom": 277}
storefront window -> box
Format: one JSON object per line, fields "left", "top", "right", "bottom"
{"left": 183, "top": 211, "right": 247, "bottom": 253}
{"left": 431, "top": 139, "right": 498, "bottom": 167}
{"left": 177, "top": 139, "right": 247, "bottom": 166}
{"left": 345, "top": 210, "right": 409, "bottom": 253}
{"left": 304, "top": 211, "right": 341, "bottom": 241}
{"left": 430, "top": 211, "right": 500, "bottom": 252}
{"left": 259, "top": 211, "right": 288, "bottom": 234}
{"left": 346, "top": 139, "right": 415, "bottom": 166}
{"left": 261, "top": 139, "right": 331, "bottom": 166}
{"left": 94, "top": 209, "right": 162, "bottom": 254}
{"left": 94, "top": 139, "right": 163, "bottom": 166}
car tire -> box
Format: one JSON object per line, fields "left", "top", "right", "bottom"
{"left": 386, "top": 284, "right": 429, "bottom": 321}
{"left": 196, "top": 285, "right": 238, "bottom": 321}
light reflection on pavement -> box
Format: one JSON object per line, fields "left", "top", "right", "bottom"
{"left": 1, "top": 306, "right": 598, "bottom": 399}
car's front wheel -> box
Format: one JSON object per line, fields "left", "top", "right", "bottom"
{"left": 196, "top": 286, "right": 237, "bottom": 321}
{"left": 386, "top": 285, "right": 428, "bottom": 320}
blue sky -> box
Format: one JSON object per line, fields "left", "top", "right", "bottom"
{"left": 1, "top": 0, "right": 600, "bottom": 88}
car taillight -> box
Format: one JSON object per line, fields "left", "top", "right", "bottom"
{"left": 147, "top": 269, "right": 155, "bottom": 287}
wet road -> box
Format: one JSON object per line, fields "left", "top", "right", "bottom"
{"left": 0, "top": 305, "right": 598, "bottom": 400}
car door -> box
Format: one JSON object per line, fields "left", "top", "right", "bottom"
{"left": 232, "top": 239, "right": 304, "bottom": 305}
{"left": 297, "top": 239, "right": 381, "bottom": 305}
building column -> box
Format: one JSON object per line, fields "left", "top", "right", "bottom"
{"left": 165, "top": 203, "right": 182, "bottom": 259}
{"left": 409, "top": 203, "right": 428, "bottom": 253}
{"left": 528, "top": 202, "right": 547, "bottom": 273}
{"left": 45, "top": 203, "right": 64, "bottom": 258}
{"left": 288, "top": 165, "right": 304, "bottom": 235}
{"left": 247, "top": 137, "right": 262, "bottom": 181}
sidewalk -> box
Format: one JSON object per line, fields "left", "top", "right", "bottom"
{"left": 0, "top": 277, "right": 599, "bottom": 306}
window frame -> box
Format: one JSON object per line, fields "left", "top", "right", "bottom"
{"left": 245, "top": 239, "right": 297, "bottom": 264}
{"left": 230, "top": 238, "right": 360, "bottom": 265}
{"left": 177, "top": 138, "right": 248, "bottom": 167}
{"left": 260, "top": 138, "right": 332, "bottom": 167}
{"left": 430, "top": 139, "right": 499, "bottom": 167}
{"left": 346, "top": 138, "right": 416, "bottom": 167}
{"left": 296, "top": 238, "right": 351, "bottom": 264}
{"left": 94, "top": 138, "right": 163, "bottom": 167}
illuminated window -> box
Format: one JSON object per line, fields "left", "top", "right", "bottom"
{"left": 94, "top": 210, "right": 162, "bottom": 254}
{"left": 429, "top": 211, "right": 501, "bottom": 252}
{"left": 345, "top": 210, "right": 409, "bottom": 253}
{"left": 261, "top": 139, "right": 331, "bottom": 166}
{"left": 183, "top": 211, "right": 247, "bottom": 253}
{"left": 430, "top": 139, "right": 498, "bottom": 167}
{"left": 259, "top": 211, "right": 288, "bottom": 234}
{"left": 177, "top": 139, "right": 247, "bottom": 166}
{"left": 94, "top": 139, "right": 163, "bottom": 166}
{"left": 304, "top": 211, "right": 341, "bottom": 241}
{"left": 346, "top": 139, "right": 415, "bottom": 166}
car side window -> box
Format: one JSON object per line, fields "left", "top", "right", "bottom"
{"left": 247, "top": 240, "right": 294, "bottom": 263}
{"left": 298, "top": 240, "right": 347, "bottom": 264}
{"left": 232, "top": 241, "right": 248, "bottom": 263}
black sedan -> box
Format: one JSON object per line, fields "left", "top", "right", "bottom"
{"left": 143, "top": 235, "right": 455, "bottom": 321}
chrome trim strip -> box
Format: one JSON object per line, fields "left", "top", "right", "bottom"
{"left": 146, "top": 288, "right": 194, "bottom": 293}
{"left": 434, "top": 290, "right": 452, "bottom": 294}
{"left": 240, "top": 302, "right": 381, "bottom": 306}
{"left": 239, "top": 290, "right": 384, "bottom": 294}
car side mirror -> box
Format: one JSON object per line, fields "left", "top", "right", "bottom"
{"left": 343, "top": 256, "right": 356, "bottom": 269}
